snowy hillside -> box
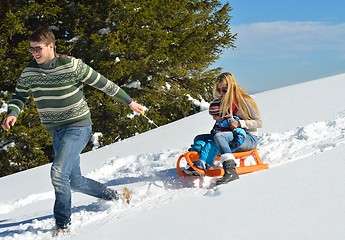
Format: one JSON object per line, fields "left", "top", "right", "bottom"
{"left": 1, "top": 73, "right": 345, "bottom": 240}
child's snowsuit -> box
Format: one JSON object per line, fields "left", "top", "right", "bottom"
{"left": 191, "top": 116, "right": 246, "bottom": 166}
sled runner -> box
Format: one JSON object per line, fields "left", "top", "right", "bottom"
{"left": 176, "top": 149, "right": 268, "bottom": 177}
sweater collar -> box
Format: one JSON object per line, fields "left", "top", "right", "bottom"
{"left": 38, "top": 57, "right": 57, "bottom": 69}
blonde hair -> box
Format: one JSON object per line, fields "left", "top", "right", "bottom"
{"left": 212, "top": 72, "right": 261, "bottom": 119}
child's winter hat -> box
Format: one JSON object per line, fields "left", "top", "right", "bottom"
{"left": 209, "top": 99, "right": 221, "bottom": 116}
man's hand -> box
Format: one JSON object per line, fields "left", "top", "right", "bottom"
{"left": 129, "top": 101, "right": 144, "bottom": 114}
{"left": 1, "top": 116, "right": 17, "bottom": 131}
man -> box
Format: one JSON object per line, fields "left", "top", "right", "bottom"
{"left": 1, "top": 26, "right": 144, "bottom": 230}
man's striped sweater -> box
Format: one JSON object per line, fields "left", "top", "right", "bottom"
{"left": 7, "top": 54, "right": 132, "bottom": 131}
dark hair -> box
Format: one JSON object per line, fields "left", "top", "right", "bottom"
{"left": 28, "top": 26, "right": 56, "bottom": 44}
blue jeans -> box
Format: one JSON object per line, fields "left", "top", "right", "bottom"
{"left": 194, "top": 132, "right": 258, "bottom": 155}
{"left": 214, "top": 131, "right": 258, "bottom": 154}
{"left": 51, "top": 126, "right": 112, "bottom": 226}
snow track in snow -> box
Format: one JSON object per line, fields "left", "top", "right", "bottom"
{"left": 1, "top": 113, "right": 345, "bottom": 239}
{"left": 260, "top": 113, "right": 345, "bottom": 166}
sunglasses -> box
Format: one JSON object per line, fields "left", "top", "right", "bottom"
{"left": 217, "top": 87, "right": 227, "bottom": 93}
{"left": 28, "top": 45, "right": 48, "bottom": 53}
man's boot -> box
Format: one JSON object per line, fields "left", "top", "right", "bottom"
{"left": 216, "top": 154, "right": 239, "bottom": 185}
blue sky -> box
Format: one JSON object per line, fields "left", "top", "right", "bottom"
{"left": 213, "top": 0, "right": 345, "bottom": 93}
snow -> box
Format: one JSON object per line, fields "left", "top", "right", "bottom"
{"left": 1, "top": 73, "right": 345, "bottom": 239}
{"left": 123, "top": 80, "right": 142, "bottom": 89}
{"left": 0, "top": 101, "right": 7, "bottom": 114}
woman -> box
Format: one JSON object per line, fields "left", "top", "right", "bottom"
{"left": 213, "top": 72, "right": 262, "bottom": 184}
{"left": 183, "top": 99, "right": 246, "bottom": 176}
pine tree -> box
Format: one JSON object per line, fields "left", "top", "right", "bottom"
{"left": 0, "top": 0, "right": 236, "bottom": 176}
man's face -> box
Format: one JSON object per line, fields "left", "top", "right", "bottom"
{"left": 28, "top": 41, "right": 55, "bottom": 64}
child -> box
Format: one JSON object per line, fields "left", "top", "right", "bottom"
{"left": 183, "top": 99, "right": 246, "bottom": 175}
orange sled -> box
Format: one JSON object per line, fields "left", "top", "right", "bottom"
{"left": 176, "top": 148, "right": 268, "bottom": 177}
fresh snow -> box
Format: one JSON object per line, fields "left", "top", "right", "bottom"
{"left": 1, "top": 73, "right": 345, "bottom": 239}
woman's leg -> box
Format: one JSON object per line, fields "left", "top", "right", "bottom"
{"left": 213, "top": 132, "right": 239, "bottom": 185}
{"left": 234, "top": 133, "right": 258, "bottom": 152}
{"left": 213, "top": 131, "right": 235, "bottom": 154}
